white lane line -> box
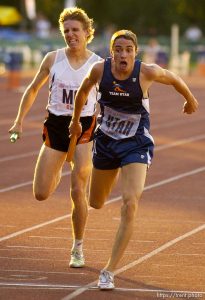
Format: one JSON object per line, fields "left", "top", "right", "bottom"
{"left": 0, "top": 281, "right": 204, "bottom": 296}
{"left": 155, "top": 133, "right": 205, "bottom": 151}
{"left": 1, "top": 130, "right": 39, "bottom": 141}
{"left": 1, "top": 269, "right": 85, "bottom": 275}
{"left": 0, "top": 171, "right": 71, "bottom": 193}
{"left": 151, "top": 116, "right": 205, "bottom": 130}
{"left": 0, "top": 256, "right": 69, "bottom": 262}
{"left": 138, "top": 219, "right": 204, "bottom": 224}
{"left": 29, "top": 236, "right": 111, "bottom": 241}
{"left": 0, "top": 283, "right": 82, "bottom": 289}
{"left": 2, "top": 115, "right": 204, "bottom": 143}
{"left": 7, "top": 246, "right": 68, "bottom": 250}
{"left": 0, "top": 165, "right": 205, "bottom": 245}
{"left": 1, "top": 133, "right": 204, "bottom": 165}
{"left": 29, "top": 236, "right": 69, "bottom": 240}
{"left": 0, "top": 166, "right": 204, "bottom": 296}
{"left": 0, "top": 180, "right": 33, "bottom": 193}
{"left": 0, "top": 151, "right": 38, "bottom": 163}
{"left": 0, "top": 213, "right": 71, "bottom": 243}
{"left": 144, "top": 166, "right": 205, "bottom": 190}
{"left": 4, "top": 246, "right": 144, "bottom": 255}
{"left": 61, "top": 223, "right": 205, "bottom": 300}
{"left": 55, "top": 227, "right": 113, "bottom": 231}
{"left": 0, "top": 275, "right": 47, "bottom": 281}
{"left": 1, "top": 134, "right": 204, "bottom": 193}
{"left": 0, "top": 247, "right": 67, "bottom": 252}
{"left": 0, "top": 114, "right": 44, "bottom": 126}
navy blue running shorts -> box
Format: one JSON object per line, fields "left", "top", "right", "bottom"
{"left": 43, "top": 112, "right": 96, "bottom": 152}
{"left": 92, "top": 129, "right": 154, "bottom": 170}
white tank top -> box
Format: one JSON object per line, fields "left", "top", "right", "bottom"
{"left": 47, "top": 48, "right": 101, "bottom": 116}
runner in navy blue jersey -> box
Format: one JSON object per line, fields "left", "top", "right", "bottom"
{"left": 69, "top": 29, "right": 198, "bottom": 289}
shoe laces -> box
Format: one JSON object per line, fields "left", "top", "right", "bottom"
{"left": 71, "top": 250, "right": 83, "bottom": 259}
{"left": 100, "top": 270, "right": 114, "bottom": 283}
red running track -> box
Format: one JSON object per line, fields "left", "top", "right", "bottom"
{"left": 0, "top": 75, "right": 205, "bottom": 300}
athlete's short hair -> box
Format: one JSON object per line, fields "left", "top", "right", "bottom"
{"left": 110, "top": 30, "right": 138, "bottom": 53}
{"left": 59, "top": 7, "right": 95, "bottom": 44}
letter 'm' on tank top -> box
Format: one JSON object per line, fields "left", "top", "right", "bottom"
{"left": 47, "top": 48, "right": 102, "bottom": 116}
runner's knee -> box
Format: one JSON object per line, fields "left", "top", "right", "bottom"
{"left": 121, "top": 198, "right": 137, "bottom": 221}
{"left": 89, "top": 200, "right": 103, "bottom": 209}
{"left": 72, "top": 165, "right": 91, "bottom": 182}
{"left": 33, "top": 191, "right": 49, "bottom": 201}
{"left": 70, "top": 168, "right": 90, "bottom": 201}
{"left": 89, "top": 196, "right": 104, "bottom": 209}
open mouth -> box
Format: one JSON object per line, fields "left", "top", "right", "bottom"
{"left": 120, "top": 61, "right": 127, "bottom": 67}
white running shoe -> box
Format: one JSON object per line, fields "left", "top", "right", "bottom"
{"left": 97, "top": 270, "right": 115, "bottom": 290}
{"left": 69, "top": 250, "right": 85, "bottom": 268}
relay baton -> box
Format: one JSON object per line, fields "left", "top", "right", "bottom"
{"left": 67, "top": 135, "right": 77, "bottom": 162}
{"left": 10, "top": 132, "right": 19, "bottom": 143}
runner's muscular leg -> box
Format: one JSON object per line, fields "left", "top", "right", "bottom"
{"left": 89, "top": 167, "right": 119, "bottom": 209}
{"left": 105, "top": 163, "right": 147, "bottom": 272}
{"left": 69, "top": 142, "right": 92, "bottom": 240}
{"left": 33, "top": 144, "right": 67, "bottom": 201}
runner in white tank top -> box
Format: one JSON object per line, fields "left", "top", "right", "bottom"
{"left": 9, "top": 7, "right": 102, "bottom": 269}
{"left": 47, "top": 48, "right": 101, "bottom": 116}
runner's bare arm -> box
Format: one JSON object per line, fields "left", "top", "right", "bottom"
{"left": 9, "top": 52, "right": 54, "bottom": 136}
{"left": 69, "top": 62, "right": 103, "bottom": 137}
{"left": 142, "top": 63, "right": 198, "bottom": 114}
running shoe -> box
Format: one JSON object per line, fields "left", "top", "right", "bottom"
{"left": 69, "top": 250, "right": 85, "bottom": 268}
{"left": 97, "top": 269, "right": 115, "bottom": 290}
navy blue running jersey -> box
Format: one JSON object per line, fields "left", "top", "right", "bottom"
{"left": 97, "top": 58, "right": 153, "bottom": 141}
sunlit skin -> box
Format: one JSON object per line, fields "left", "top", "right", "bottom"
{"left": 69, "top": 34, "right": 198, "bottom": 139}
{"left": 63, "top": 20, "right": 88, "bottom": 53}
{"left": 69, "top": 31, "right": 198, "bottom": 280}
{"left": 62, "top": 20, "right": 93, "bottom": 70}
{"left": 8, "top": 10, "right": 97, "bottom": 254}
{"left": 111, "top": 38, "right": 137, "bottom": 79}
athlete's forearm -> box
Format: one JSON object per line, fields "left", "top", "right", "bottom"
{"left": 172, "top": 76, "right": 194, "bottom": 102}
{"left": 72, "top": 70, "right": 98, "bottom": 123}
{"left": 170, "top": 75, "right": 198, "bottom": 113}
{"left": 14, "top": 86, "right": 38, "bottom": 125}
{"left": 72, "top": 89, "right": 89, "bottom": 122}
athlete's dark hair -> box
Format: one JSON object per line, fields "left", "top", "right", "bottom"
{"left": 110, "top": 30, "right": 138, "bottom": 53}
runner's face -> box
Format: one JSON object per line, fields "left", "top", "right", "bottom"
{"left": 63, "top": 19, "right": 88, "bottom": 49}
{"left": 112, "top": 38, "right": 136, "bottom": 72}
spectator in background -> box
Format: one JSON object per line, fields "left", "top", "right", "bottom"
{"left": 4, "top": 49, "right": 23, "bottom": 90}
{"left": 143, "top": 38, "right": 168, "bottom": 67}
{"left": 35, "top": 13, "right": 51, "bottom": 39}
{"left": 143, "top": 38, "right": 161, "bottom": 63}
{"left": 185, "top": 25, "right": 203, "bottom": 43}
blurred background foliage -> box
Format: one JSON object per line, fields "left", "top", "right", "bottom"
{"left": 0, "top": 0, "right": 205, "bottom": 77}
{"left": 1, "top": 0, "right": 205, "bottom": 35}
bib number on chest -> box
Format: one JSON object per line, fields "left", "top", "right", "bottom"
{"left": 100, "top": 106, "right": 141, "bottom": 140}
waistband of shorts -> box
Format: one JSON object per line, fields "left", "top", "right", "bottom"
{"left": 47, "top": 111, "right": 94, "bottom": 119}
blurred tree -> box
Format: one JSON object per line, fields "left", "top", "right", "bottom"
{"left": 0, "top": 0, "right": 21, "bottom": 9}
{"left": 77, "top": 0, "right": 205, "bottom": 36}
{"left": 35, "top": 0, "right": 64, "bottom": 26}
{"left": 1, "top": 0, "right": 205, "bottom": 36}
